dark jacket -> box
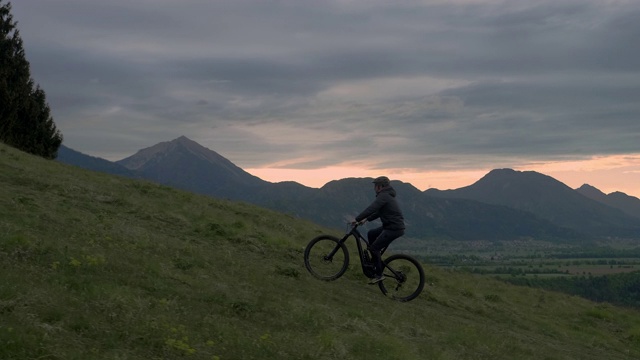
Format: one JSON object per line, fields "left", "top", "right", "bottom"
{"left": 355, "top": 185, "right": 405, "bottom": 231}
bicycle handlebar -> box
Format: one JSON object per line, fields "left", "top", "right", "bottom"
{"left": 348, "top": 219, "right": 367, "bottom": 227}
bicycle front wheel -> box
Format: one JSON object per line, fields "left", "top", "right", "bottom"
{"left": 378, "top": 254, "right": 425, "bottom": 302}
{"left": 304, "top": 235, "right": 349, "bottom": 281}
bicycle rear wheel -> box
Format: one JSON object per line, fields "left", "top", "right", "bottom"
{"left": 304, "top": 235, "right": 349, "bottom": 281}
{"left": 378, "top": 254, "right": 425, "bottom": 302}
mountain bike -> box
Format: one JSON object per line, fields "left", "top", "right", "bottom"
{"left": 303, "top": 223, "right": 425, "bottom": 302}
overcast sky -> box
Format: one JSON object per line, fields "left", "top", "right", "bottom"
{"left": 10, "top": 0, "right": 640, "bottom": 196}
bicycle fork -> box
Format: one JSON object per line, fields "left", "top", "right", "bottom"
{"left": 324, "top": 236, "right": 349, "bottom": 261}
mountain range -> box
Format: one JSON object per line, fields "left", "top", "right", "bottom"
{"left": 56, "top": 136, "right": 640, "bottom": 242}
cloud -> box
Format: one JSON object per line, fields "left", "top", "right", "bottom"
{"left": 9, "top": 0, "right": 640, "bottom": 177}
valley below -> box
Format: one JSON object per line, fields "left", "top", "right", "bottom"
{"left": 395, "top": 237, "right": 640, "bottom": 308}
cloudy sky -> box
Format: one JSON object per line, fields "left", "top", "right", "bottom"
{"left": 10, "top": 0, "right": 640, "bottom": 197}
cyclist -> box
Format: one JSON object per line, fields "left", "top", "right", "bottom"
{"left": 352, "top": 176, "right": 406, "bottom": 284}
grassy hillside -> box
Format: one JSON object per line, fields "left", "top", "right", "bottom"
{"left": 1, "top": 142, "right": 640, "bottom": 360}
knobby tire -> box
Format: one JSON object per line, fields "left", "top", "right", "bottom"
{"left": 304, "top": 235, "right": 349, "bottom": 281}
{"left": 378, "top": 254, "right": 425, "bottom": 302}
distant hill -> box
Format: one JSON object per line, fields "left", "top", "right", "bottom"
{"left": 576, "top": 184, "right": 640, "bottom": 220}
{"left": 57, "top": 145, "right": 136, "bottom": 178}
{"left": 425, "top": 169, "right": 640, "bottom": 238}
{"left": 56, "top": 138, "right": 639, "bottom": 242}
{"left": 312, "top": 179, "right": 582, "bottom": 242}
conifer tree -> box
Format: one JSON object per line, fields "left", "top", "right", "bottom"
{"left": 0, "top": 0, "right": 62, "bottom": 159}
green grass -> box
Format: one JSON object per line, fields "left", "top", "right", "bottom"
{"left": 1, "top": 141, "right": 640, "bottom": 359}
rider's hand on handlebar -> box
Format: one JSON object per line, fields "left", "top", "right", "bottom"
{"left": 351, "top": 219, "right": 366, "bottom": 226}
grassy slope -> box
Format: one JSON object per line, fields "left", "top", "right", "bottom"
{"left": 1, "top": 142, "right": 640, "bottom": 360}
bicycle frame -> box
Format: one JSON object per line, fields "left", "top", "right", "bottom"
{"left": 327, "top": 224, "right": 387, "bottom": 277}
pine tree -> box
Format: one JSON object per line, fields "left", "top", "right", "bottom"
{"left": 0, "top": 0, "right": 62, "bottom": 159}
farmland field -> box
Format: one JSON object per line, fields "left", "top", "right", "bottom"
{"left": 393, "top": 237, "right": 640, "bottom": 308}
{"left": 394, "top": 237, "right": 640, "bottom": 278}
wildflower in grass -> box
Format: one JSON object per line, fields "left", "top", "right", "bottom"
{"left": 83, "top": 254, "right": 105, "bottom": 266}
{"left": 164, "top": 324, "right": 196, "bottom": 355}
{"left": 258, "top": 332, "right": 274, "bottom": 348}
{"left": 165, "top": 337, "right": 196, "bottom": 355}
{"left": 69, "top": 257, "right": 82, "bottom": 267}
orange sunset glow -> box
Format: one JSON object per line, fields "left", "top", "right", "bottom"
{"left": 247, "top": 154, "right": 640, "bottom": 199}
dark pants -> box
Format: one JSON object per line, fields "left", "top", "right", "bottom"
{"left": 367, "top": 227, "right": 405, "bottom": 276}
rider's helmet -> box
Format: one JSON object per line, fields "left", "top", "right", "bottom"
{"left": 372, "top": 176, "right": 390, "bottom": 187}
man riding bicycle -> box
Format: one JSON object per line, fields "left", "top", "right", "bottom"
{"left": 353, "top": 176, "right": 406, "bottom": 284}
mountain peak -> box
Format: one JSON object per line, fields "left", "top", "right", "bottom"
{"left": 117, "top": 136, "right": 217, "bottom": 170}
{"left": 576, "top": 184, "right": 606, "bottom": 197}
{"left": 487, "top": 168, "right": 517, "bottom": 175}
{"left": 173, "top": 135, "right": 196, "bottom": 145}
{"left": 577, "top": 185, "right": 640, "bottom": 219}
{"left": 477, "top": 168, "right": 557, "bottom": 189}
{"left": 485, "top": 168, "right": 548, "bottom": 179}
{"left": 115, "top": 136, "right": 265, "bottom": 192}
{"left": 171, "top": 136, "right": 211, "bottom": 155}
